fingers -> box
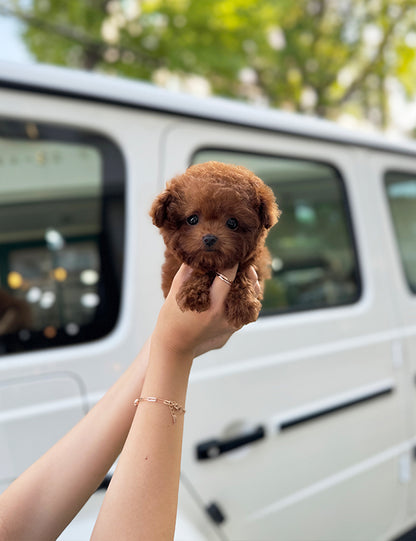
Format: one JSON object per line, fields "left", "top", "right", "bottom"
{"left": 170, "top": 263, "right": 260, "bottom": 313}
{"left": 247, "top": 265, "right": 261, "bottom": 296}
{"left": 211, "top": 264, "right": 238, "bottom": 303}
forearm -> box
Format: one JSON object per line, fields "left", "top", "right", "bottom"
{"left": 91, "top": 265, "right": 242, "bottom": 541}
{"left": 91, "top": 340, "right": 193, "bottom": 541}
{"left": 0, "top": 339, "right": 150, "bottom": 541}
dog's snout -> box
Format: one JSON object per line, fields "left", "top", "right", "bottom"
{"left": 203, "top": 234, "right": 218, "bottom": 248}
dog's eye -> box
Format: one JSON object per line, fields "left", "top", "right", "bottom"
{"left": 186, "top": 214, "right": 199, "bottom": 226}
{"left": 226, "top": 218, "right": 238, "bottom": 230}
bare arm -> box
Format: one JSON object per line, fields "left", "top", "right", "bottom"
{"left": 90, "top": 264, "right": 243, "bottom": 541}
{"left": 0, "top": 338, "right": 151, "bottom": 541}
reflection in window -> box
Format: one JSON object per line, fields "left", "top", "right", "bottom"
{"left": 0, "top": 119, "right": 125, "bottom": 353}
{"left": 385, "top": 171, "right": 416, "bottom": 293}
{"left": 193, "top": 150, "right": 361, "bottom": 314}
{"left": 7, "top": 243, "right": 100, "bottom": 334}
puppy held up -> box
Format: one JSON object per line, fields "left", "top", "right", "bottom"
{"left": 150, "top": 161, "right": 280, "bottom": 327}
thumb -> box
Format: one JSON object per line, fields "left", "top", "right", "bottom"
{"left": 168, "top": 264, "right": 193, "bottom": 297}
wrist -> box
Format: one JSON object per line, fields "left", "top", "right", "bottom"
{"left": 148, "top": 345, "right": 194, "bottom": 377}
{"left": 145, "top": 335, "right": 194, "bottom": 392}
{"left": 150, "top": 330, "right": 196, "bottom": 366}
{"left": 140, "top": 347, "right": 192, "bottom": 419}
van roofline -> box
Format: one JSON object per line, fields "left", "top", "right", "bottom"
{"left": 1, "top": 60, "right": 416, "bottom": 157}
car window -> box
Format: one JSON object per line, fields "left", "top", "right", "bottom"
{"left": 385, "top": 171, "right": 416, "bottom": 293}
{"left": 192, "top": 149, "right": 361, "bottom": 314}
{"left": 0, "top": 118, "right": 125, "bottom": 353}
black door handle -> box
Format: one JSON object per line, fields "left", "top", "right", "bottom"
{"left": 196, "top": 425, "right": 266, "bottom": 460}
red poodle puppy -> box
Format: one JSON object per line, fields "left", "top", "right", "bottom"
{"left": 150, "top": 161, "right": 280, "bottom": 327}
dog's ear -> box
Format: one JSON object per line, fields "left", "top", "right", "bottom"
{"left": 150, "top": 189, "right": 172, "bottom": 228}
{"left": 258, "top": 186, "right": 281, "bottom": 230}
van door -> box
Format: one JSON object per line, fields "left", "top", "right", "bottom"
{"left": 370, "top": 150, "right": 416, "bottom": 535}
{"left": 163, "top": 122, "right": 406, "bottom": 540}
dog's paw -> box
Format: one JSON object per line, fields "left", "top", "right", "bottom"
{"left": 226, "top": 298, "right": 261, "bottom": 327}
{"left": 176, "top": 276, "right": 212, "bottom": 313}
{"left": 176, "top": 289, "right": 210, "bottom": 312}
{"left": 225, "top": 285, "right": 261, "bottom": 327}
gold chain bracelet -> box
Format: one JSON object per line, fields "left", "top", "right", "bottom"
{"left": 133, "top": 396, "right": 186, "bottom": 424}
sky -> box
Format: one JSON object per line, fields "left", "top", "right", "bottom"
{"left": 0, "top": 15, "right": 33, "bottom": 64}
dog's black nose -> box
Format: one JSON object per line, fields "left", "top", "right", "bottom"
{"left": 203, "top": 234, "right": 218, "bottom": 248}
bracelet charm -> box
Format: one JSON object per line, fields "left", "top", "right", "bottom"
{"left": 133, "top": 397, "right": 186, "bottom": 424}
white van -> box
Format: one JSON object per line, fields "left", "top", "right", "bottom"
{"left": 0, "top": 61, "right": 416, "bottom": 541}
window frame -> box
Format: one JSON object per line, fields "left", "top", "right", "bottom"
{"left": 190, "top": 146, "right": 362, "bottom": 316}
{"left": 384, "top": 168, "right": 416, "bottom": 296}
{"left": 0, "top": 117, "right": 126, "bottom": 354}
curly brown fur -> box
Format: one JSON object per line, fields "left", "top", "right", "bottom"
{"left": 150, "top": 161, "right": 280, "bottom": 327}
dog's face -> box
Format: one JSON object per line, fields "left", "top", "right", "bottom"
{"left": 150, "top": 162, "right": 280, "bottom": 272}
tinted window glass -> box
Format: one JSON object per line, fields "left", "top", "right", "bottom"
{"left": 385, "top": 171, "right": 416, "bottom": 293}
{"left": 193, "top": 149, "right": 360, "bottom": 314}
{"left": 0, "top": 119, "right": 125, "bottom": 353}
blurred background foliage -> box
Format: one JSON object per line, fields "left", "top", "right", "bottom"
{"left": 2, "top": 0, "right": 416, "bottom": 134}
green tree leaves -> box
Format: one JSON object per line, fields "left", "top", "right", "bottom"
{"left": 4, "top": 0, "right": 416, "bottom": 131}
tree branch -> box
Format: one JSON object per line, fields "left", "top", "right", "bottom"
{"left": 333, "top": 0, "right": 409, "bottom": 107}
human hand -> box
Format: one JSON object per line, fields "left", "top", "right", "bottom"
{"left": 152, "top": 264, "right": 260, "bottom": 360}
